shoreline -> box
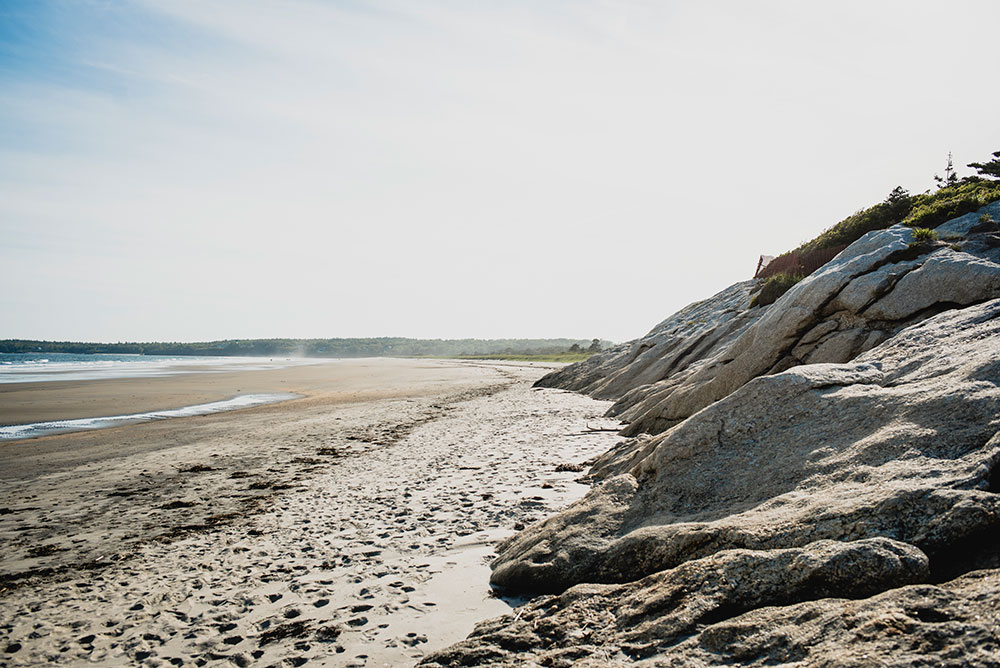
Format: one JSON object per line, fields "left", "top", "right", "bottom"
{"left": 0, "top": 358, "right": 439, "bottom": 427}
{"left": 0, "top": 392, "right": 301, "bottom": 442}
{"left": 0, "top": 353, "right": 333, "bottom": 385}
{"left": 0, "top": 357, "right": 562, "bottom": 427}
{"left": 0, "top": 358, "right": 529, "bottom": 481}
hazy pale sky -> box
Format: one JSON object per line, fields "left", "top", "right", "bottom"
{"left": 2, "top": 1, "right": 999, "bottom": 343}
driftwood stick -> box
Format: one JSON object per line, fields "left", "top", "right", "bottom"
{"left": 584, "top": 424, "right": 621, "bottom": 432}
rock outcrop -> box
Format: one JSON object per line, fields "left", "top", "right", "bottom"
{"left": 427, "top": 568, "right": 1000, "bottom": 667}
{"left": 541, "top": 201, "right": 1000, "bottom": 438}
{"left": 534, "top": 280, "right": 764, "bottom": 407}
{"left": 425, "top": 202, "right": 1000, "bottom": 667}
{"left": 490, "top": 300, "right": 1000, "bottom": 595}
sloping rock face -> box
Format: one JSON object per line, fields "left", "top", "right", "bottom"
{"left": 534, "top": 280, "right": 764, "bottom": 406}
{"left": 424, "top": 203, "right": 1000, "bottom": 668}
{"left": 491, "top": 300, "right": 1000, "bottom": 594}
{"left": 539, "top": 201, "right": 1000, "bottom": 438}
{"left": 423, "top": 299, "right": 1000, "bottom": 667}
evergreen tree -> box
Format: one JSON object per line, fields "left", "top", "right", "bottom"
{"left": 968, "top": 150, "right": 1000, "bottom": 179}
{"left": 885, "top": 186, "right": 909, "bottom": 204}
{"left": 934, "top": 152, "right": 959, "bottom": 188}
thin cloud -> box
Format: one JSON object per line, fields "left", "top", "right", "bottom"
{"left": 2, "top": 1, "right": 999, "bottom": 341}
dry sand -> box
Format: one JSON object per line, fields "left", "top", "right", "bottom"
{"left": 0, "top": 358, "right": 620, "bottom": 667}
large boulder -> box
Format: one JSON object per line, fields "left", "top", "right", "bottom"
{"left": 617, "top": 223, "right": 1000, "bottom": 436}
{"left": 423, "top": 538, "right": 928, "bottom": 667}
{"left": 491, "top": 299, "right": 1000, "bottom": 595}
{"left": 424, "top": 298, "right": 1000, "bottom": 668}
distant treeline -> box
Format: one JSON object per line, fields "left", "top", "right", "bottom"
{"left": 0, "top": 337, "right": 612, "bottom": 359}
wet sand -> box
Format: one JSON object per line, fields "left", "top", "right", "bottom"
{"left": 0, "top": 358, "right": 620, "bottom": 667}
{"left": 0, "top": 359, "right": 529, "bottom": 479}
{"left": 0, "top": 357, "right": 504, "bottom": 427}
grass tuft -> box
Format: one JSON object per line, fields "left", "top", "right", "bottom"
{"left": 909, "top": 227, "right": 939, "bottom": 244}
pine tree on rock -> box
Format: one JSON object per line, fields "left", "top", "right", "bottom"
{"left": 934, "top": 151, "right": 959, "bottom": 188}
{"left": 968, "top": 150, "right": 1000, "bottom": 180}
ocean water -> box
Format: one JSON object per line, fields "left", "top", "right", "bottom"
{"left": 0, "top": 352, "right": 321, "bottom": 440}
{"left": 0, "top": 393, "right": 299, "bottom": 441}
{"left": 0, "top": 352, "right": 324, "bottom": 384}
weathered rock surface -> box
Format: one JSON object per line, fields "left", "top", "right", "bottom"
{"left": 426, "top": 568, "right": 1000, "bottom": 667}
{"left": 492, "top": 300, "right": 1000, "bottom": 594}
{"left": 426, "top": 299, "right": 1000, "bottom": 666}
{"left": 538, "top": 201, "right": 1000, "bottom": 439}
{"left": 423, "top": 538, "right": 931, "bottom": 667}
{"left": 534, "top": 280, "right": 764, "bottom": 407}
{"left": 426, "top": 203, "right": 1000, "bottom": 668}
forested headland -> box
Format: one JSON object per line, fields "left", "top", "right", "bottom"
{"left": 0, "top": 337, "right": 611, "bottom": 360}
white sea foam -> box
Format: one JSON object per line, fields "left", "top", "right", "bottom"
{"left": 0, "top": 393, "right": 299, "bottom": 441}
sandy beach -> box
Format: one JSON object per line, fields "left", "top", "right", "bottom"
{"left": 0, "top": 358, "right": 620, "bottom": 667}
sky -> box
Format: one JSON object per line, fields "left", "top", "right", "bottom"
{"left": 2, "top": 0, "right": 999, "bottom": 343}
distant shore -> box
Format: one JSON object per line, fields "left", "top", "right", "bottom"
{"left": 0, "top": 336, "right": 610, "bottom": 360}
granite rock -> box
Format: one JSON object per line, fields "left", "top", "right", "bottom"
{"left": 493, "top": 300, "right": 1000, "bottom": 595}
{"left": 536, "top": 202, "right": 1000, "bottom": 439}
{"left": 423, "top": 538, "right": 930, "bottom": 667}
{"left": 429, "top": 300, "right": 1000, "bottom": 668}
{"left": 442, "top": 203, "right": 1000, "bottom": 668}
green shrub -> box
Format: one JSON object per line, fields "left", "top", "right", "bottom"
{"left": 786, "top": 181, "right": 999, "bottom": 262}
{"left": 751, "top": 272, "right": 805, "bottom": 308}
{"left": 798, "top": 189, "right": 914, "bottom": 256}
{"left": 756, "top": 188, "right": 914, "bottom": 282}
{"left": 902, "top": 181, "right": 1000, "bottom": 229}
{"left": 968, "top": 150, "right": 1000, "bottom": 179}
{"left": 910, "top": 227, "right": 938, "bottom": 243}
{"left": 755, "top": 155, "right": 1000, "bottom": 287}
